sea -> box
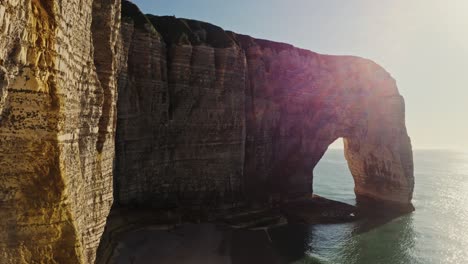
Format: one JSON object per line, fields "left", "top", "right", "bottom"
{"left": 107, "top": 149, "right": 468, "bottom": 264}
{"left": 283, "top": 149, "right": 468, "bottom": 264}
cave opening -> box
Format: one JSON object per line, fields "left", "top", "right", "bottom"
{"left": 312, "top": 138, "right": 356, "bottom": 205}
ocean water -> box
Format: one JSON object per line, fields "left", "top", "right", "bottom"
{"left": 283, "top": 149, "right": 468, "bottom": 264}
{"left": 106, "top": 149, "right": 468, "bottom": 264}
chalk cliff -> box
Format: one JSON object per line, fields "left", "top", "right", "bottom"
{"left": 115, "top": 2, "right": 414, "bottom": 211}
{"left": 0, "top": 0, "right": 119, "bottom": 263}
{"left": 115, "top": 2, "right": 247, "bottom": 211}
{"left": 236, "top": 35, "right": 414, "bottom": 206}
{"left": 0, "top": 0, "right": 414, "bottom": 263}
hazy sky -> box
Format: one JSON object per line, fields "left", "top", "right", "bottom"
{"left": 131, "top": 0, "right": 468, "bottom": 150}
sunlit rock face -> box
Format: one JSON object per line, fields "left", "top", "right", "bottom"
{"left": 116, "top": 2, "right": 414, "bottom": 211}
{"left": 236, "top": 35, "right": 414, "bottom": 206}
{"left": 0, "top": 0, "right": 120, "bottom": 263}
{"left": 0, "top": 0, "right": 413, "bottom": 262}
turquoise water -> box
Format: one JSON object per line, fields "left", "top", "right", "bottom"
{"left": 286, "top": 149, "right": 468, "bottom": 264}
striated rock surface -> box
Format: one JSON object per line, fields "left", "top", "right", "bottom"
{"left": 0, "top": 0, "right": 414, "bottom": 262}
{"left": 115, "top": 2, "right": 413, "bottom": 214}
{"left": 235, "top": 35, "right": 414, "bottom": 206}
{"left": 115, "top": 1, "right": 247, "bottom": 210}
{"left": 0, "top": 0, "right": 120, "bottom": 263}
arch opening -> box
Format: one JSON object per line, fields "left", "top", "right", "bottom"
{"left": 312, "top": 138, "right": 356, "bottom": 205}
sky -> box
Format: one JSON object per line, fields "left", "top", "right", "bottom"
{"left": 131, "top": 0, "right": 468, "bottom": 150}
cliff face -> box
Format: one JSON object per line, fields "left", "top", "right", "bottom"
{"left": 115, "top": 2, "right": 414, "bottom": 212}
{"left": 0, "top": 0, "right": 119, "bottom": 263}
{"left": 0, "top": 0, "right": 414, "bottom": 263}
{"left": 237, "top": 36, "right": 413, "bottom": 205}
{"left": 115, "top": 2, "right": 247, "bottom": 210}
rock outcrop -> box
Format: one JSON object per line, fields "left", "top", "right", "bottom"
{"left": 0, "top": 0, "right": 414, "bottom": 263}
{"left": 115, "top": 1, "right": 247, "bottom": 211}
{"left": 115, "top": 2, "right": 414, "bottom": 213}
{"left": 0, "top": 0, "right": 119, "bottom": 263}
{"left": 235, "top": 35, "right": 414, "bottom": 206}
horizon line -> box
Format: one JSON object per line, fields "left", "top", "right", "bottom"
{"left": 328, "top": 147, "right": 467, "bottom": 151}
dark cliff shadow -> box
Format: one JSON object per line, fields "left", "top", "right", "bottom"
{"left": 226, "top": 228, "right": 282, "bottom": 264}
{"left": 267, "top": 224, "right": 316, "bottom": 264}
{"left": 95, "top": 198, "right": 415, "bottom": 264}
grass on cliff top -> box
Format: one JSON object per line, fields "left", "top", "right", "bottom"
{"left": 146, "top": 15, "right": 236, "bottom": 48}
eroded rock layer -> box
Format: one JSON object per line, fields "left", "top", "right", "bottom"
{"left": 115, "top": 2, "right": 413, "bottom": 213}
{"left": 0, "top": 0, "right": 119, "bottom": 263}
{"left": 0, "top": 0, "right": 414, "bottom": 262}
{"left": 115, "top": 1, "right": 246, "bottom": 210}
{"left": 236, "top": 35, "right": 414, "bottom": 206}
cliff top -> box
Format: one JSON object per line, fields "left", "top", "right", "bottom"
{"left": 120, "top": 1, "right": 385, "bottom": 74}
{"left": 121, "top": 0, "right": 158, "bottom": 34}
{"left": 146, "top": 15, "right": 237, "bottom": 48}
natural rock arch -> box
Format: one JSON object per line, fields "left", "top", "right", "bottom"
{"left": 240, "top": 38, "right": 414, "bottom": 208}
{"left": 114, "top": 8, "right": 414, "bottom": 212}
{"left": 94, "top": 4, "right": 413, "bottom": 260}
{"left": 0, "top": 1, "right": 414, "bottom": 263}
{"left": 311, "top": 139, "right": 356, "bottom": 204}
